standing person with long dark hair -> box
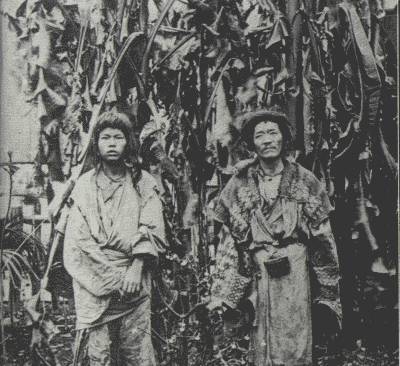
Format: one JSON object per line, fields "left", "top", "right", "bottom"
{"left": 210, "top": 108, "right": 341, "bottom": 365}
{"left": 63, "top": 111, "right": 166, "bottom": 366}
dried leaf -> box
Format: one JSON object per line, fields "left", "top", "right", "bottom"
{"left": 45, "top": 5, "right": 65, "bottom": 31}
{"left": 212, "top": 83, "right": 232, "bottom": 147}
{"left": 30, "top": 16, "right": 51, "bottom": 68}
{"left": 154, "top": 33, "right": 198, "bottom": 71}
{"left": 273, "top": 66, "right": 289, "bottom": 88}
{"left": 46, "top": 85, "right": 67, "bottom": 107}
{"left": 37, "top": 93, "right": 48, "bottom": 121}
{"left": 265, "top": 17, "right": 288, "bottom": 49}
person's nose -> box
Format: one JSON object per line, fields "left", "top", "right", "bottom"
{"left": 260, "top": 134, "right": 273, "bottom": 145}
{"left": 108, "top": 138, "right": 117, "bottom": 147}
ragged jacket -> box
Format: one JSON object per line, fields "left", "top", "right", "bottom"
{"left": 63, "top": 168, "right": 166, "bottom": 327}
{"left": 210, "top": 159, "right": 342, "bottom": 325}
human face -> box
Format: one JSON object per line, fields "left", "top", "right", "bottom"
{"left": 97, "top": 127, "right": 127, "bottom": 163}
{"left": 253, "top": 121, "right": 283, "bottom": 161}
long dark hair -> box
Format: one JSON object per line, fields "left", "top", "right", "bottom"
{"left": 92, "top": 111, "right": 142, "bottom": 184}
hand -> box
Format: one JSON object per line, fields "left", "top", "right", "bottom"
{"left": 253, "top": 249, "right": 270, "bottom": 271}
{"left": 121, "top": 258, "right": 144, "bottom": 295}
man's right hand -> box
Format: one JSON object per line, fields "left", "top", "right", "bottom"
{"left": 121, "top": 258, "right": 144, "bottom": 295}
{"left": 253, "top": 249, "right": 270, "bottom": 271}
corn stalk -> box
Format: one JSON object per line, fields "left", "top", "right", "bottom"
{"left": 0, "top": 153, "right": 14, "bottom": 362}
{"left": 141, "top": 0, "right": 177, "bottom": 91}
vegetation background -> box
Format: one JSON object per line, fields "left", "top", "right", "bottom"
{"left": 0, "top": 0, "right": 398, "bottom": 365}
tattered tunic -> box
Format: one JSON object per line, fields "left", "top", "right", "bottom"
{"left": 211, "top": 160, "right": 341, "bottom": 366}
{"left": 63, "top": 168, "right": 166, "bottom": 329}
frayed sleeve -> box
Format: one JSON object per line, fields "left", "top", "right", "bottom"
{"left": 303, "top": 183, "right": 334, "bottom": 229}
{"left": 308, "top": 218, "right": 342, "bottom": 329}
{"left": 133, "top": 173, "right": 167, "bottom": 260}
{"left": 212, "top": 179, "right": 235, "bottom": 225}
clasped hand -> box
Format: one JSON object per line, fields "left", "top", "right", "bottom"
{"left": 253, "top": 249, "right": 271, "bottom": 271}
{"left": 121, "top": 258, "right": 144, "bottom": 295}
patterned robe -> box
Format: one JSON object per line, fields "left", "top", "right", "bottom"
{"left": 210, "top": 159, "right": 341, "bottom": 366}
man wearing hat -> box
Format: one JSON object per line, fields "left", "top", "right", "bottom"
{"left": 210, "top": 107, "right": 341, "bottom": 365}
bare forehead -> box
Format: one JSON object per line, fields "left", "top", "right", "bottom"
{"left": 99, "top": 127, "right": 125, "bottom": 136}
{"left": 253, "top": 121, "right": 280, "bottom": 133}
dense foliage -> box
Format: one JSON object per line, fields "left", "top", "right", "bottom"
{"left": 1, "top": 0, "right": 398, "bottom": 365}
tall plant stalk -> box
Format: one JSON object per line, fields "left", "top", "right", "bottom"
{"left": 0, "top": 153, "right": 14, "bottom": 362}
{"left": 141, "top": 0, "right": 177, "bottom": 89}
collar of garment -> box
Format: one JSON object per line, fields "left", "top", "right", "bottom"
{"left": 245, "top": 159, "right": 295, "bottom": 199}
{"left": 241, "top": 158, "right": 332, "bottom": 225}
{"left": 255, "top": 161, "right": 284, "bottom": 179}
{"left": 96, "top": 168, "right": 127, "bottom": 203}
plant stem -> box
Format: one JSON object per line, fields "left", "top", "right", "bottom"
{"left": 0, "top": 153, "right": 13, "bottom": 362}
{"left": 199, "top": 26, "right": 207, "bottom": 124}
{"left": 198, "top": 26, "right": 209, "bottom": 269}
{"left": 141, "top": 0, "right": 177, "bottom": 91}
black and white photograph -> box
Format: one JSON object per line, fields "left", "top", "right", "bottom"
{"left": 0, "top": 0, "right": 398, "bottom": 365}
